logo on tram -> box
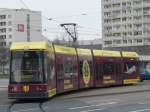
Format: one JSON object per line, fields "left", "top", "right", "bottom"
{"left": 23, "top": 84, "right": 29, "bottom": 93}
{"left": 82, "top": 60, "right": 90, "bottom": 85}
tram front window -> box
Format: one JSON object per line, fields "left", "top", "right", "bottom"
{"left": 10, "top": 51, "right": 44, "bottom": 83}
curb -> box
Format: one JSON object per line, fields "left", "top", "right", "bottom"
{"left": 0, "top": 86, "right": 7, "bottom": 89}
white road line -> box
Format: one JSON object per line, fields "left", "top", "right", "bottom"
{"left": 69, "top": 102, "right": 117, "bottom": 110}
{"left": 129, "top": 108, "right": 150, "bottom": 112}
{"left": 137, "top": 102, "right": 147, "bottom": 105}
{"left": 0, "top": 104, "right": 9, "bottom": 107}
{"left": 80, "top": 108, "right": 105, "bottom": 112}
{"left": 12, "top": 107, "right": 38, "bottom": 112}
{"left": 86, "top": 99, "right": 120, "bottom": 103}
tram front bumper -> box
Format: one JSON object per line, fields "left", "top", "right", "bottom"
{"left": 8, "top": 92, "right": 48, "bottom": 99}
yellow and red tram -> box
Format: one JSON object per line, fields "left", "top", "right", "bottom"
{"left": 93, "top": 50, "right": 123, "bottom": 87}
{"left": 121, "top": 52, "right": 140, "bottom": 84}
{"left": 76, "top": 48, "right": 94, "bottom": 89}
{"left": 8, "top": 41, "right": 140, "bottom": 99}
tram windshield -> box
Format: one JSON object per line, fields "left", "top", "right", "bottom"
{"left": 10, "top": 51, "right": 44, "bottom": 83}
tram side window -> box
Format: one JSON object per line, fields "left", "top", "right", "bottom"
{"left": 116, "top": 63, "right": 122, "bottom": 74}
{"left": 103, "top": 62, "right": 114, "bottom": 75}
{"left": 96, "top": 63, "right": 102, "bottom": 80}
{"left": 63, "top": 56, "right": 76, "bottom": 77}
{"left": 56, "top": 55, "right": 63, "bottom": 76}
{"left": 124, "top": 62, "right": 137, "bottom": 74}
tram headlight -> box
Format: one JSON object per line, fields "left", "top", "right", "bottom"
{"left": 13, "top": 87, "right": 18, "bottom": 92}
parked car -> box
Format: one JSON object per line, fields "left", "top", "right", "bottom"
{"left": 140, "top": 69, "right": 150, "bottom": 81}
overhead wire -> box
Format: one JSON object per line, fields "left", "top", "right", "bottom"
{"left": 18, "top": 0, "right": 101, "bottom": 39}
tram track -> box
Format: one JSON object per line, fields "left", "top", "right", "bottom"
{"left": 7, "top": 99, "right": 48, "bottom": 112}
{"left": 7, "top": 100, "right": 18, "bottom": 112}
{"left": 39, "top": 101, "right": 46, "bottom": 112}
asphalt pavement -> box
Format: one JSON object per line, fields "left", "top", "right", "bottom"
{"left": 0, "top": 79, "right": 8, "bottom": 88}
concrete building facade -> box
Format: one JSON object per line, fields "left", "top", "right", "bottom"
{"left": 0, "top": 8, "right": 43, "bottom": 75}
{"left": 102, "top": 0, "right": 150, "bottom": 69}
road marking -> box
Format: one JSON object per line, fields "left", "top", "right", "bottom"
{"left": 80, "top": 108, "right": 105, "bottom": 112}
{"left": 0, "top": 104, "right": 9, "bottom": 107}
{"left": 12, "top": 107, "right": 39, "bottom": 112}
{"left": 137, "top": 102, "right": 147, "bottom": 105}
{"left": 129, "top": 108, "right": 150, "bottom": 112}
{"left": 86, "top": 99, "right": 120, "bottom": 103}
{"left": 69, "top": 102, "right": 117, "bottom": 110}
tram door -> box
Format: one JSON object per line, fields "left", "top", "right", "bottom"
{"left": 77, "top": 48, "right": 94, "bottom": 89}
{"left": 94, "top": 60, "right": 103, "bottom": 87}
{"left": 102, "top": 58, "right": 123, "bottom": 86}
{"left": 102, "top": 59, "right": 116, "bottom": 86}
{"left": 115, "top": 60, "right": 123, "bottom": 85}
{"left": 55, "top": 54, "right": 78, "bottom": 93}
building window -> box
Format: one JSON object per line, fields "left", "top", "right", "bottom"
{"left": 8, "top": 28, "right": 12, "bottom": 32}
{"left": 113, "top": 32, "right": 121, "bottom": 37}
{"left": 0, "top": 22, "right": 6, "bottom": 26}
{"left": 122, "top": 17, "right": 127, "bottom": 21}
{"left": 0, "top": 42, "right": 6, "bottom": 47}
{"left": 128, "top": 39, "right": 132, "bottom": 44}
{"left": 0, "top": 15, "right": 6, "bottom": 19}
{"left": 136, "top": 39, "right": 142, "bottom": 43}
{"left": 123, "top": 32, "right": 127, "bottom": 36}
{"left": 112, "top": 18, "right": 121, "bottom": 22}
{"left": 104, "top": 19, "right": 111, "bottom": 23}
{"left": 0, "top": 35, "right": 6, "bottom": 39}
{"left": 113, "top": 40, "right": 121, "bottom": 44}
{"left": 104, "top": 12, "right": 111, "bottom": 16}
{"left": 104, "top": 41, "right": 112, "bottom": 45}
{"left": 0, "top": 28, "right": 6, "bottom": 33}
{"left": 9, "top": 35, "right": 12, "bottom": 39}
{"left": 123, "top": 40, "right": 127, "bottom": 44}
{"left": 104, "top": 4, "right": 111, "bottom": 9}
{"left": 134, "top": 31, "right": 142, "bottom": 36}
{"left": 112, "top": 3, "right": 120, "bottom": 8}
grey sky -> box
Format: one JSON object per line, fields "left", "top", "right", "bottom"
{"left": 0, "top": 0, "right": 101, "bottom": 40}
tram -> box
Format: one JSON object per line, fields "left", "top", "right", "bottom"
{"left": 8, "top": 41, "right": 140, "bottom": 99}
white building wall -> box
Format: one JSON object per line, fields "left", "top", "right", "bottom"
{"left": 0, "top": 8, "right": 43, "bottom": 47}
{"left": 102, "top": 0, "right": 150, "bottom": 48}
{"left": 102, "top": 0, "right": 150, "bottom": 68}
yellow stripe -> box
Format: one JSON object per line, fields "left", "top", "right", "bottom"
{"left": 93, "top": 50, "right": 121, "bottom": 57}
{"left": 48, "top": 88, "right": 56, "bottom": 97}
{"left": 123, "top": 79, "right": 140, "bottom": 84}
{"left": 93, "top": 50, "right": 103, "bottom": 56}
{"left": 10, "top": 41, "right": 49, "bottom": 50}
{"left": 77, "top": 48, "right": 92, "bottom": 56}
{"left": 54, "top": 45, "right": 76, "bottom": 55}
{"left": 122, "top": 52, "right": 139, "bottom": 58}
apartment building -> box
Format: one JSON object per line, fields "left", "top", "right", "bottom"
{"left": 0, "top": 8, "right": 43, "bottom": 74}
{"left": 102, "top": 0, "right": 150, "bottom": 69}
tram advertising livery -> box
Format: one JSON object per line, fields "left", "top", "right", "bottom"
{"left": 8, "top": 42, "right": 140, "bottom": 99}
